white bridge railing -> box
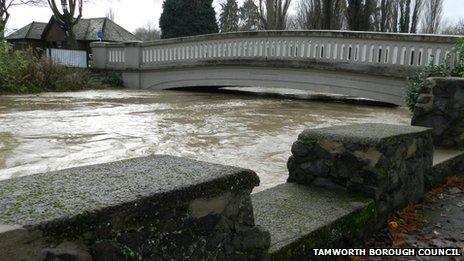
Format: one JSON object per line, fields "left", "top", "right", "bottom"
{"left": 91, "top": 30, "right": 461, "bottom": 71}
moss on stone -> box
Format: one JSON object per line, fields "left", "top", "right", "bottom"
{"left": 299, "top": 137, "right": 317, "bottom": 147}
{"left": 271, "top": 201, "right": 378, "bottom": 260}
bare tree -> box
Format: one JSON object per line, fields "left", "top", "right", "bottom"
{"left": 422, "top": 0, "right": 443, "bottom": 34}
{"left": 47, "top": 0, "right": 82, "bottom": 49}
{"left": 0, "top": 0, "right": 44, "bottom": 39}
{"left": 391, "top": 0, "right": 422, "bottom": 33}
{"left": 373, "top": 0, "right": 396, "bottom": 32}
{"left": 258, "top": 0, "right": 292, "bottom": 30}
{"left": 442, "top": 19, "right": 464, "bottom": 36}
{"left": 133, "top": 21, "right": 160, "bottom": 41}
{"left": 296, "top": 0, "right": 321, "bottom": 29}
{"left": 106, "top": 7, "right": 115, "bottom": 21}
{"left": 296, "top": 0, "right": 345, "bottom": 30}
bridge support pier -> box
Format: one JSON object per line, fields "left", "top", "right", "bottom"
{"left": 122, "top": 71, "right": 142, "bottom": 89}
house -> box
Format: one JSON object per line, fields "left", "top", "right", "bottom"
{"left": 6, "top": 17, "right": 139, "bottom": 53}
{"left": 5, "top": 22, "right": 47, "bottom": 50}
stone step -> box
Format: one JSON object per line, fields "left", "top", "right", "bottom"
{"left": 251, "top": 183, "right": 376, "bottom": 259}
{"left": 433, "top": 149, "right": 464, "bottom": 166}
{"left": 429, "top": 149, "right": 464, "bottom": 187}
{"left": 0, "top": 155, "right": 266, "bottom": 260}
{"left": 251, "top": 149, "right": 464, "bottom": 259}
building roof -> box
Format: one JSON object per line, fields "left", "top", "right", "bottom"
{"left": 7, "top": 17, "right": 139, "bottom": 42}
{"left": 6, "top": 22, "right": 47, "bottom": 40}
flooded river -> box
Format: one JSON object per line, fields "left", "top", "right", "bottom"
{"left": 0, "top": 88, "right": 411, "bottom": 191}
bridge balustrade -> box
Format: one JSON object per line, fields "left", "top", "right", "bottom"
{"left": 92, "top": 31, "right": 461, "bottom": 70}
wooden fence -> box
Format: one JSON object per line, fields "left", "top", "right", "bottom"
{"left": 46, "top": 48, "right": 88, "bottom": 68}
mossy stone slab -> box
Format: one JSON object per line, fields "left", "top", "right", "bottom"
{"left": 299, "top": 123, "right": 431, "bottom": 145}
{"left": 252, "top": 183, "right": 376, "bottom": 258}
{"left": 0, "top": 155, "right": 259, "bottom": 227}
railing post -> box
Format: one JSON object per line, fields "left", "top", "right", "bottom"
{"left": 90, "top": 42, "right": 108, "bottom": 69}
{"left": 124, "top": 42, "right": 142, "bottom": 70}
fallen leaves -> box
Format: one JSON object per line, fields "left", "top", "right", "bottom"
{"left": 427, "top": 176, "right": 464, "bottom": 200}
{"left": 387, "top": 204, "right": 425, "bottom": 247}
{"left": 378, "top": 176, "right": 464, "bottom": 248}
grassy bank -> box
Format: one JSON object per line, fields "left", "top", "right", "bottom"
{"left": 0, "top": 41, "right": 123, "bottom": 94}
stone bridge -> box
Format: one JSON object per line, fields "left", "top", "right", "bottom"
{"left": 91, "top": 31, "right": 460, "bottom": 105}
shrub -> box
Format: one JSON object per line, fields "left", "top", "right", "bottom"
{"left": 90, "top": 71, "right": 124, "bottom": 87}
{"left": 0, "top": 41, "right": 36, "bottom": 93}
{"left": 405, "top": 39, "right": 464, "bottom": 112}
{"left": 0, "top": 41, "right": 123, "bottom": 94}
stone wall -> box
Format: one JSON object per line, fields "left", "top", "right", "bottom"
{"left": 412, "top": 78, "right": 464, "bottom": 149}
{"left": 287, "top": 123, "right": 433, "bottom": 220}
{"left": 0, "top": 155, "right": 269, "bottom": 260}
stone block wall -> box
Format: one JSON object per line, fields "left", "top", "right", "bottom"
{"left": 0, "top": 155, "right": 270, "bottom": 260}
{"left": 287, "top": 124, "right": 433, "bottom": 219}
{"left": 412, "top": 77, "right": 464, "bottom": 148}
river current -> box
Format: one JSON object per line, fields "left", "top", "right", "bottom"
{"left": 0, "top": 88, "right": 411, "bottom": 191}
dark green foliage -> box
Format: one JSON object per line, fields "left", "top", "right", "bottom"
{"left": 239, "top": 0, "right": 261, "bottom": 31}
{"left": 346, "top": 0, "right": 375, "bottom": 31}
{"left": 0, "top": 19, "right": 5, "bottom": 40}
{"left": 90, "top": 71, "right": 124, "bottom": 87}
{"left": 219, "top": 0, "right": 239, "bottom": 32}
{"left": 0, "top": 41, "right": 122, "bottom": 94}
{"left": 405, "top": 39, "right": 464, "bottom": 112}
{"left": 159, "top": 0, "right": 218, "bottom": 39}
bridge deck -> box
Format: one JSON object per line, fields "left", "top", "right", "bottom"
{"left": 91, "top": 30, "right": 460, "bottom": 106}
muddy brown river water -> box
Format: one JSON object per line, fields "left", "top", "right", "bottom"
{"left": 0, "top": 88, "right": 411, "bottom": 191}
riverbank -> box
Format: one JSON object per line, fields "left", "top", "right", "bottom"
{"left": 0, "top": 70, "right": 123, "bottom": 95}
{"left": 0, "top": 42, "right": 122, "bottom": 95}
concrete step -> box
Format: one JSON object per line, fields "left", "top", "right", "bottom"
{"left": 429, "top": 149, "right": 464, "bottom": 187}
{"left": 251, "top": 149, "right": 464, "bottom": 259}
{"left": 251, "top": 183, "right": 376, "bottom": 259}
{"left": 433, "top": 149, "right": 464, "bottom": 166}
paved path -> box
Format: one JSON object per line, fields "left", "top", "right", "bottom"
{"left": 368, "top": 183, "right": 464, "bottom": 261}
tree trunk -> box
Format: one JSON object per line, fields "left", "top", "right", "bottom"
{"left": 66, "top": 27, "right": 78, "bottom": 49}
{"left": 323, "top": 0, "right": 331, "bottom": 29}
{"left": 410, "top": 0, "right": 422, "bottom": 33}
{"left": 0, "top": 8, "right": 8, "bottom": 40}
{"left": 0, "top": 19, "right": 5, "bottom": 39}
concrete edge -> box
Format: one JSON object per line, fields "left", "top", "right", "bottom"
{"left": 428, "top": 150, "right": 464, "bottom": 188}
{"left": 90, "top": 30, "right": 462, "bottom": 48}
{"left": 269, "top": 201, "right": 378, "bottom": 259}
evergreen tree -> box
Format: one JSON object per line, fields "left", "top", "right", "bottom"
{"left": 219, "top": 0, "right": 239, "bottom": 32}
{"left": 346, "top": 0, "right": 375, "bottom": 31}
{"left": 160, "top": 0, "right": 218, "bottom": 39}
{"left": 239, "top": 0, "right": 261, "bottom": 31}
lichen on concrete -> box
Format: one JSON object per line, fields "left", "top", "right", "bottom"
{"left": 251, "top": 183, "right": 375, "bottom": 259}
{"left": 0, "top": 155, "right": 268, "bottom": 260}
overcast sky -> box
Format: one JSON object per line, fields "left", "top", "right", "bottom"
{"left": 5, "top": 0, "right": 464, "bottom": 35}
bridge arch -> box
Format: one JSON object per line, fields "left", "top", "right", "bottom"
{"left": 91, "top": 30, "right": 460, "bottom": 105}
